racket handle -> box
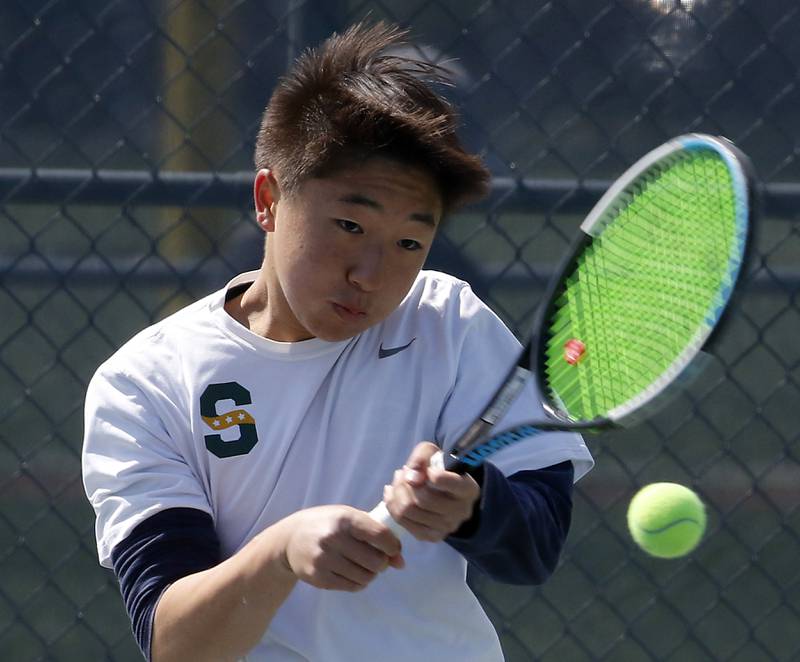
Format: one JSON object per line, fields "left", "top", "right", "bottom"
{"left": 368, "top": 500, "right": 408, "bottom": 539}
{"left": 367, "top": 450, "right": 446, "bottom": 540}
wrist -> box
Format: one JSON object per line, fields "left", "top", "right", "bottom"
{"left": 248, "top": 519, "right": 299, "bottom": 588}
{"left": 448, "top": 465, "right": 486, "bottom": 540}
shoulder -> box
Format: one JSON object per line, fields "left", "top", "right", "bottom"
{"left": 393, "top": 270, "right": 514, "bottom": 342}
{"left": 399, "top": 270, "right": 497, "bottom": 324}
{"left": 367, "top": 270, "right": 518, "bottom": 370}
{"left": 89, "top": 288, "right": 221, "bottom": 392}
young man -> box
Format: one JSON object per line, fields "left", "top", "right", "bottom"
{"left": 82, "top": 21, "right": 593, "bottom": 662}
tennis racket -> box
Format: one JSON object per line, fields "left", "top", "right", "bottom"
{"left": 370, "top": 133, "right": 754, "bottom": 537}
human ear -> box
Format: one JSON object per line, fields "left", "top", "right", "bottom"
{"left": 253, "top": 169, "right": 280, "bottom": 232}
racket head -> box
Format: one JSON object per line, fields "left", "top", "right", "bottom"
{"left": 531, "top": 133, "right": 755, "bottom": 430}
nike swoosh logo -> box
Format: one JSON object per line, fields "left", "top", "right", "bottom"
{"left": 378, "top": 337, "right": 416, "bottom": 359}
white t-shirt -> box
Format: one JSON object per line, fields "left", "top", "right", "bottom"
{"left": 83, "top": 269, "right": 593, "bottom": 661}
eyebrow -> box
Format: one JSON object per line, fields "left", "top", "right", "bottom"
{"left": 337, "top": 193, "right": 437, "bottom": 227}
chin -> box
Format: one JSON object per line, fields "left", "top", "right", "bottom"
{"left": 312, "top": 317, "right": 377, "bottom": 342}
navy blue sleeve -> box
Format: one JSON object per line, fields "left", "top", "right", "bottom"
{"left": 446, "top": 461, "right": 574, "bottom": 584}
{"left": 110, "top": 508, "right": 221, "bottom": 661}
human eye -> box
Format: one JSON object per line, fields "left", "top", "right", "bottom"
{"left": 397, "top": 238, "right": 423, "bottom": 251}
{"left": 335, "top": 219, "right": 363, "bottom": 234}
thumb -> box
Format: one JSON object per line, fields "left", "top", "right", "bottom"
{"left": 403, "top": 441, "right": 440, "bottom": 485}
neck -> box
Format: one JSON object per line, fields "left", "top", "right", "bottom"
{"left": 224, "top": 264, "right": 313, "bottom": 342}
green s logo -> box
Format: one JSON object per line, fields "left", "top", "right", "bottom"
{"left": 200, "top": 382, "right": 258, "bottom": 458}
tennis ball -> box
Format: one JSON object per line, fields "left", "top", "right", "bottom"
{"left": 627, "top": 482, "right": 706, "bottom": 559}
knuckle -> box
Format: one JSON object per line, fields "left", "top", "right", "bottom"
{"left": 362, "top": 554, "right": 382, "bottom": 574}
{"left": 334, "top": 512, "right": 353, "bottom": 532}
{"left": 395, "top": 501, "right": 415, "bottom": 519}
{"left": 318, "top": 532, "right": 335, "bottom": 552}
{"left": 408, "top": 491, "right": 427, "bottom": 508}
{"left": 309, "top": 549, "right": 327, "bottom": 568}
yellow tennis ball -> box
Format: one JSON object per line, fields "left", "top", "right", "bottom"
{"left": 627, "top": 482, "right": 706, "bottom": 559}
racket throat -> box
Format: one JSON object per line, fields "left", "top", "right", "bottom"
{"left": 451, "top": 366, "right": 530, "bottom": 457}
{"left": 486, "top": 366, "right": 531, "bottom": 421}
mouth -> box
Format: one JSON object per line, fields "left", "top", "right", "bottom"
{"left": 331, "top": 301, "right": 367, "bottom": 321}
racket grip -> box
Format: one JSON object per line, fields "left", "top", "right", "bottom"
{"left": 367, "top": 450, "right": 446, "bottom": 540}
{"left": 368, "top": 501, "right": 408, "bottom": 539}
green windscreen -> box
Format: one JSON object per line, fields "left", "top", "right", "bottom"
{"left": 543, "top": 149, "right": 741, "bottom": 421}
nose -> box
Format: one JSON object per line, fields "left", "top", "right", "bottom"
{"left": 347, "top": 244, "right": 384, "bottom": 292}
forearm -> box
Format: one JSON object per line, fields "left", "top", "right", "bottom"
{"left": 447, "top": 461, "right": 574, "bottom": 584}
{"left": 152, "top": 522, "right": 297, "bottom": 662}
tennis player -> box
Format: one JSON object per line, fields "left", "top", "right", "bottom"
{"left": 82, "top": 21, "right": 593, "bottom": 662}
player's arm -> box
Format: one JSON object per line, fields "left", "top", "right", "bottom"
{"left": 113, "top": 505, "right": 403, "bottom": 662}
{"left": 445, "top": 460, "right": 574, "bottom": 584}
{"left": 385, "top": 442, "right": 573, "bottom": 584}
{"left": 148, "top": 514, "right": 296, "bottom": 662}
{"left": 113, "top": 508, "right": 293, "bottom": 662}
{"left": 84, "top": 365, "right": 403, "bottom": 661}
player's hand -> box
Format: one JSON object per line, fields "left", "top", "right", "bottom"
{"left": 279, "top": 505, "right": 404, "bottom": 592}
{"left": 383, "top": 442, "right": 481, "bottom": 542}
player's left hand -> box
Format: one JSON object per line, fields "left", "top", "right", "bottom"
{"left": 383, "top": 442, "right": 481, "bottom": 542}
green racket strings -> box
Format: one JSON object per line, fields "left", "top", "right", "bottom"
{"left": 544, "top": 150, "right": 739, "bottom": 421}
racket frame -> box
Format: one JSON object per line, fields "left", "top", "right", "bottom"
{"left": 442, "top": 134, "right": 756, "bottom": 474}
{"left": 529, "top": 133, "right": 756, "bottom": 430}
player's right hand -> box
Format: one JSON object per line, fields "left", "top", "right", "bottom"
{"left": 278, "top": 505, "right": 404, "bottom": 592}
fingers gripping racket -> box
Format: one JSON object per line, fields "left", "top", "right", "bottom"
{"left": 370, "top": 133, "right": 754, "bottom": 537}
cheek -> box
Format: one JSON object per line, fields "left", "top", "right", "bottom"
{"left": 275, "top": 228, "right": 329, "bottom": 284}
{"left": 283, "top": 256, "right": 348, "bottom": 326}
{"left": 383, "top": 257, "right": 427, "bottom": 303}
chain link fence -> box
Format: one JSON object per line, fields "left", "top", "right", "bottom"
{"left": 2, "top": 0, "right": 798, "bottom": 660}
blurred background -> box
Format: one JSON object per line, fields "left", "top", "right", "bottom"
{"left": 1, "top": 0, "right": 798, "bottom": 660}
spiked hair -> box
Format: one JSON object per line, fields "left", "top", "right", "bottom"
{"left": 254, "top": 21, "right": 489, "bottom": 214}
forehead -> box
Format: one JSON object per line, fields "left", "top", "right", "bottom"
{"left": 303, "top": 158, "right": 444, "bottom": 221}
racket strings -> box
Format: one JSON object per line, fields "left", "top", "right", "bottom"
{"left": 544, "top": 150, "right": 739, "bottom": 421}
